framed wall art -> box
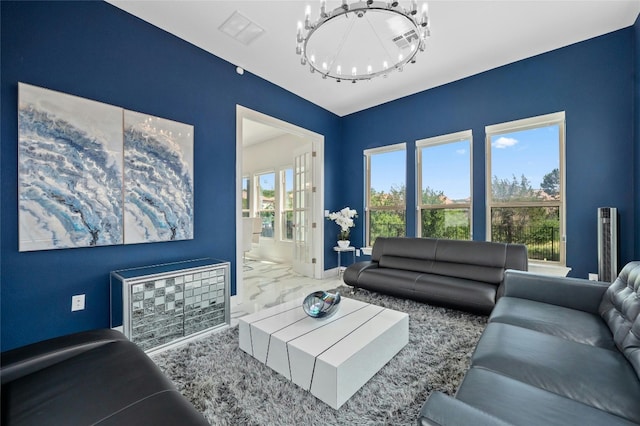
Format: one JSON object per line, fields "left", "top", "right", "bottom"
{"left": 17, "top": 82, "right": 194, "bottom": 252}
{"left": 18, "top": 83, "right": 124, "bottom": 251}
{"left": 123, "top": 110, "right": 194, "bottom": 244}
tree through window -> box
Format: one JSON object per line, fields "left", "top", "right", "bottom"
{"left": 486, "top": 112, "right": 565, "bottom": 264}
{"left": 417, "top": 130, "right": 472, "bottom": 240}
{"left": 365, "top": 144, "right": 406, "bottom": 246}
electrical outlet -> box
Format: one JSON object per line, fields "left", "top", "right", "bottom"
{"left": 588, "top": 273, "right": 599, "bottom": 281}
{"left": 71, "top": 294, "right": 85, "bottom": 311}
{"left": 356, "top": 249, "right": 361, "bottom": 256}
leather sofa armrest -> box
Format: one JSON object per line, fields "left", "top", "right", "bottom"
{"left": 502, "top": 270, "right": 609, "bottom": 314}
{"left": 418, "top": 392, "right": 513, "bottom": 426}
{"left": 1, "top": 329, "right": 129, "bottom": 384}
{"left": 343, "top": 261, "right": 378, "bottom": 286}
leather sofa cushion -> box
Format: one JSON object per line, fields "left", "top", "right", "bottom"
{"left": 414, "top": 274, "right": 496, "bottom": 314}
{"left": 435, "top": 239, "right": 510, "bottom": 268}
{"left": 599, "top": 261, "right": 640, "bottom": 376}
{"left": 372, "top": 237, "right": 527, "bottom": 285}
{"left": 430, "top": 261, "right": 504, "bottom": 285}
{"left": 378, "top": 255, "right": 434, "bottom": 274}
{"left": 490, "top": 297, "right": 616, "bottom": 349}
{"left": 471, "top": 323, "right": 640, "bottom": 423}
{"left": 371, "top": 237, "right": 438, "bottom": 262}
{"left": 454, "top": 367, "right": 638, "bottom": 426}
{"left": 357, "top": 268, "right": 420, "bottom": 293}
{"left": 377, "top": 256, "right": 506, "bottom": 286}
{"left": 2, "top": 339, "right": 207, "bottom": 426}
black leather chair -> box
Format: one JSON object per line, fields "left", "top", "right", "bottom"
{"left": 1, "top": 329, "right": 209, "bottom": 426}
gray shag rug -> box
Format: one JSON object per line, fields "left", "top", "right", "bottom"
{"left": 151, "top": 286, "right": 487, "bottom": 425}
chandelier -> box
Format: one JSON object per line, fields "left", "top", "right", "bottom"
{"left": 296, "top": 0, "right": 430, "bottom": 83}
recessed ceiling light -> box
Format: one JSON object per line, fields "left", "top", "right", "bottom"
{"left": 219, "top": 10, "right": 266, "bottom": 46}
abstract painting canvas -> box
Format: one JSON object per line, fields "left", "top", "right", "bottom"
{"left": 123, "top": 110, "right": 194, "bottom": 244}
{"left": 18, "top": 83, "right": 124, "bottom": 251}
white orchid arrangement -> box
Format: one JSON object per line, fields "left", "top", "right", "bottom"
{"left": 328, "top": 207, "right": 358, "bottom": 240}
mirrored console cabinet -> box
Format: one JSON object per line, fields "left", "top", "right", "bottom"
{"left": 110, "top": 258, "right": 230, "bottom": 351}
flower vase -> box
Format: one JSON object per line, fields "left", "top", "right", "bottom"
{"left": 337, "top": 240, "right": 350, "bottom": 249}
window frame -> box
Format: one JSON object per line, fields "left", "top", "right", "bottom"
{"left": 255, "top": 170, "right": 276, "bottom": 239}
{"left": 416, "top": 130, "right": 473, "bottom": 240}
{"left": 485, "top": 111, "right": 566, "bottom": 265}
{"left": 364, "top": 142, "right": 407, "bottom": 246}
{"left": 241, "top": 175, "right": 251, "bottom": 218}
{"left": 279, "top": 167, "right": 294, "bottom": 241}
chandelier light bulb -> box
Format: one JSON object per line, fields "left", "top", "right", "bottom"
{"left": 297, "top": 22, "right": 303, "bottom": 43}
{"left": 367, "top": 65, "right": 373, "bottom": 74}
{"left": 352, "top": 66, "right": 357, "bottom": 76}
{"left": 383, "top": 60, "right": 389, "bottom": 69}
{"left": 322, "top": 62, "right": 328, "bottom": 70}
{"left": 337, "top": 65, "right": 342, "bottom": 75}
{"left": 421, "top": 3, "right": 429, "bottom": 26}
{"left": 304, "top": 5, "right": 311, "bottom": 29}
{"left": 410, "top": 0, "right": 418, "bottom": 14}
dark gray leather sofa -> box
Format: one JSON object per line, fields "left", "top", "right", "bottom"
{"left": 418, "top": 261, "right": 640, "bottom": 426}
{"left": 1, "top": 328, "right": 208, "bottom": 426}
{"left": 343, "top": 237, "right": 528, "bottom": 314}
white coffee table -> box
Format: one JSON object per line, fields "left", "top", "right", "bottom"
{"left": 238, "top": 296, "right": 408, "bottom": 409}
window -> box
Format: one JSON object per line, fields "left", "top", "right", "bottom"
{"left": 417, "top": 131, "right": 472, "bottom": 240}
{"left": 486, "top": 112, "right": 565, "bottom": 264}
{"left": 280, "top": 168, "right": 294, "bottom": 240}
{"left": 241, "top": 176, "right": 250, "bottom": 218}
{"left": 256, "top": 172, "right": 275, "bottom": 238}
{"left": 365, "top": 143, "right": 406, "bottom": 246}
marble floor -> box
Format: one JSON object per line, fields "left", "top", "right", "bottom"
{"left": 231, "top": 259, "right": 344, "bottom": 325}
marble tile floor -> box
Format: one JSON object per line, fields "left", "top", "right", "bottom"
{"left": 231, "top": 259, "right": 344, "bottom": 326}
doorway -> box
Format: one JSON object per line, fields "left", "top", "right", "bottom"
{"left": 234, "top": 106, "right": 324, "bottom": 306}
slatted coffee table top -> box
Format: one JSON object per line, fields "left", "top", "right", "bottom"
{"left": 238, "top": 296, "right": 408, "bottom": 409}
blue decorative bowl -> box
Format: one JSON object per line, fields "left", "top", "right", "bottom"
{"left": 302, "top": 291, "right": 341, "bottom": 318}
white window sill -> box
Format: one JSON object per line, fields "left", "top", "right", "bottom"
{"left": 527, "top": 262, "right": 572, "bottom": 277}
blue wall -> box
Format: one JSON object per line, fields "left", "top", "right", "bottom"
{"left": 1, "top": 1, "right": 638, "bottom": 352}
{"left": 1, "top": 1, "right": 341, "bottom": 351}
{"left": 341, "top": 29, "right": 636, "bottom": 280}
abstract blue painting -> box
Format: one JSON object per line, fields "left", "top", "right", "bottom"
{"left": 18, "top": 83, "right": 195, "bottom": 251}
{"left": 123, "top": 111, "right": 194, "bottom": 244}
{"left": 18, "top": 83, "right": 124, "bottom": 251}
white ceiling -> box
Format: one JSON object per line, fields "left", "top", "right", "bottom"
{"left": 107, "top": 0, "right": 640, "bottom": 117}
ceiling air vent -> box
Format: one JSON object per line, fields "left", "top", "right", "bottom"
{"left": 392, "top": 29, "right": 419, "bottom": 49}
{"left": 219, "top": 10, "right": 265, "bottom": 46}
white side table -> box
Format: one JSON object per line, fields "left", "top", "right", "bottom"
{"left": 333, "top": 246, "right": 356, "bottom": 278}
